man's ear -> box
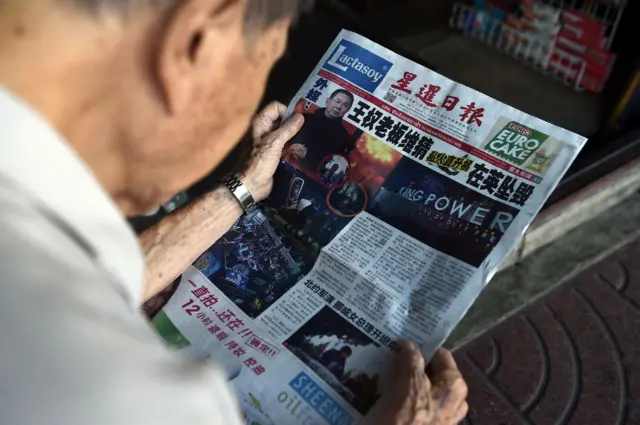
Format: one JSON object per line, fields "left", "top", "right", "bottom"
{"left": 325, "top": 96, "right": 331, "bottom": 107}
{"left": 157, "top": 0, "right": 245, "bottom": 115}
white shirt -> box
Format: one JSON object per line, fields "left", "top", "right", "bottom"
{"left": 0, "top": 86, "right": 242, "bottom": 425}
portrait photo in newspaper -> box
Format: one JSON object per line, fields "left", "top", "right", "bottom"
{"left": 282, "top": 88, "right": 359, "bottom": 178}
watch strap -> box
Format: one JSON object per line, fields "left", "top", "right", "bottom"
{"left": 222, "top": 174, "right": 256, "bottom": 213}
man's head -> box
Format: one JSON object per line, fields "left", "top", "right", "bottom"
{"left": 289, "top": 143, "right": 307, "bottom": 159}
{"left": 339, "top": 346, "right": 352, "bottom": 358}
{"left": 0, "top": 0, "right": 311, "bottom": 214}
{"left": 324, "top": 89, "right": 353, "bottom": 119}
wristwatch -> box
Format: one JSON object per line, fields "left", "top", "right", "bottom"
{"left": 222, "top": 174, "right": 257, "bottom": 213}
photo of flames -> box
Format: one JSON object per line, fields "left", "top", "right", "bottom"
{"left": 348, "top": 133, "right": 403, "bottom": 198}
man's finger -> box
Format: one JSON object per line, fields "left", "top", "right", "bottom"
{"left": 431, "top": 369, "right": 466, "bottom": 395}
{"left": 427, "top": 348, "right": 458, "bottom": 377}
{"left": 431, "top": 369, "right": 468, "bottom": 396}
{"left": 431, "top": 369, "right": 467, "bottom": 418}
{"left": 396, "top": 340, "right": 426, "bottom": 377}
{"left": 253, "top": 101, "right": 287, "bottom": 138}
{"left": 259, "top": 101, "right": 287, "bottom": 122}
{"left": 262, "top": 113, "right": 304, "bottom": 149}
{"left": 451, "top": 401, "right": 469, "bottom": 423}
{"left": 384, "top": 341, "right": 432, "bottom": 424}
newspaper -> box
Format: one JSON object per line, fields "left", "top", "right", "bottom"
{"left": 150, "top": 30, "right": 587, "bottom": 425}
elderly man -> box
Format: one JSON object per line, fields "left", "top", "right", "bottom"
{"left": 0, "top": 0, "right": 467, "bottom": 424}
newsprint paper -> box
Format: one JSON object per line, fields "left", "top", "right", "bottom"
{"left": 149, "top": 30, "right": 587, "bottom": 425}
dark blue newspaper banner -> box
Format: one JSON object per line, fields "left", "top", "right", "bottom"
{"left": 323, "top": 39, "right": 392, "bottom": 93}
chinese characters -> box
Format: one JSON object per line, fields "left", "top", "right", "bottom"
{"left": 466, "top": 163, "right": 535, "bottom": 207}
{"left": 305, "top": 77, "right": 329, "bottom": 103}
{"left": 389, "top": 73, "right": 485, "bottom": 126}
{"left": 180, "top": 283, "right": 272, "bottom": 376}
{"left": 426, "top": 151, "right": 474, "bottom": 172}
{"left": 347, "top": 101, "right": 434, "bottom": 161}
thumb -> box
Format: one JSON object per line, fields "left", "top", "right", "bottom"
{"left": 396, "top": 340, "right": 426, "bottom": 378}
{"left": 264, "top": 113, "right": 304, "bottom": 149}
{"left": 379, "top": 341, "right": 432, "bottom": 425}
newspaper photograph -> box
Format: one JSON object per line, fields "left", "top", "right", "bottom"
{"left": 150, "top": 30, "right": 588, "bottom": 425}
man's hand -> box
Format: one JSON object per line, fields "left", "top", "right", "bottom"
{"left": 381, "top": 341, "right": 468, "bottom": 425}
{"left": 242, "top": 101, "right": 304, "bottom": 202}
{"left": 140, "top": 102, "right": 302, "bottom": 300}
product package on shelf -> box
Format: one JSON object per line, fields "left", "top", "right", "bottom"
{"left": 453, "top": 0, "right": 623, "bottom": 92}
{"left": 554, "top": 8, "right": 616, "bottom": 92}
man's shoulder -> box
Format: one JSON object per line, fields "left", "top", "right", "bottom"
{"left": 0, "top": 182, "right": 131, "bottom": 303}
{"left": 0, "top": 186, "right": 144, "bottom": 338}
{"left": 0, "top": 183, "right": 86, "bottom": 256}
{"left": 0, "top": 182, "right": 242, "bottom": 425}
{"left": 0, "top": 183, "right": 109, "bottom": 282}
{"left": 0, "top": 173, "right": 143, "bottom": 299}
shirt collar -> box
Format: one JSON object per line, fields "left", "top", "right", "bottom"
{"left": 0, "top": 85, "right": 144, "bottom": 305}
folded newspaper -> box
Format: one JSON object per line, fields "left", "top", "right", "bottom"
{"left": 150, "top": 30, "right": 587, "bottom": 425}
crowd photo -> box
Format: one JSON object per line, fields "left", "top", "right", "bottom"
{"left": 193, "top": 211, "right": 309, "bottom": 318}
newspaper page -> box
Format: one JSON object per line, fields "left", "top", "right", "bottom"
{"left": 150, "top": 30, "right": 587, "bottom": 425}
